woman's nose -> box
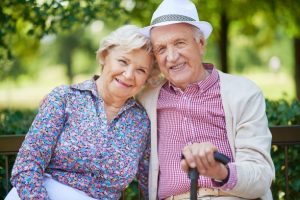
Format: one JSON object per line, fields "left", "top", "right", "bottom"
{"left": 123, "top": 68, "right": 134, "bottom": 79}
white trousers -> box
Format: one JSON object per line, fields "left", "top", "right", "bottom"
{"left": 5, "top": 175, "right": 97, "bottom": 200}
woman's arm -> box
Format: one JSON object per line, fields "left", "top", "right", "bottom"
{"left": 11, "top": 86, "right": 68, "bottom": 200}
{"left": 136, "top": 119, "right": 151, "bottom": 199}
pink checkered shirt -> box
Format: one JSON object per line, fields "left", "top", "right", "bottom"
{"left": 157, "top": 64, "right": 236, "bottom": 199}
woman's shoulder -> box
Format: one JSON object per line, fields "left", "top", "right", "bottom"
{"left": 51, "top": 85, "right": 71, "bottom": 95}
{"left": 49, "top": 79, "right": 96, "bottom": 97}
{"left": 38, "top": 85, "right": 71, "bottom": 108}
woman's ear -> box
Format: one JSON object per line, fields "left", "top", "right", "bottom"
{"left": 99, "top": 50, "right": 108, "bottom": 65}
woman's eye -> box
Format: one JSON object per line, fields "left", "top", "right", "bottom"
{"left": 118, "top": 59, "right": 127, "bottom": 65}
{"left": 137, "top": 69, "right": 146, "bottom": 74}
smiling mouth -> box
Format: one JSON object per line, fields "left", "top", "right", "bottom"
{"left": 169, "top": 63, "right": 185, "bottom": 71}
{"left": 115, "top": 78, "right": 132, "bottom": 87}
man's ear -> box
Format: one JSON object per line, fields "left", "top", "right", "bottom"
{"left": 199, "top": 36, "right": 206, "bottom": 47}
{"left": 197, "top": 36, "right": 206, "bottom": 56}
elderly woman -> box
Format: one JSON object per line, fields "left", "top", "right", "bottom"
{"left": 5, "top": 25, "right": 155, "bottom": 200}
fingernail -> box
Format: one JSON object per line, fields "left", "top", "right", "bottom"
{"left": 190, "top": 162, "right": 196, "bottom": 168}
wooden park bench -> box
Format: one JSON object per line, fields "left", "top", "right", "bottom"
{"left": 1, "top": 125, "right": 300, "bottom": 199}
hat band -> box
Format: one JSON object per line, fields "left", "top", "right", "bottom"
{"left": 151, "top": 14, "right": 196, "bottom": 25}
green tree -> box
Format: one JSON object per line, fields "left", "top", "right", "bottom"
{"left": 0, "top": 0, "right": 128, "bottom": 81}
{"left": 2, "top": 0, "right": 300, "bottom": 97}
{"left": 198, "top": 0, "right": 300, "bottom": 99}
{"left": 271, "top": 0, "right": 300, "bottom": 99}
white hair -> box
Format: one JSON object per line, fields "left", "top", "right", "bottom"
{"left": 191, "top": 25, "right": 205, "bottom": 43}
{"left": 96, "top": 24, "right": 152, "bottom": 62}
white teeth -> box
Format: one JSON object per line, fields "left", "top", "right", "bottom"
{"left": 170, "top": 63, "right": 184, "bottom": 70}
{"left": 115, "top": 78, "right": 132, "bottom": 87}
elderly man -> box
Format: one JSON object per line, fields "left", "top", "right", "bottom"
{"left": 138, "top": 0, "right": 275, "bottom": 199}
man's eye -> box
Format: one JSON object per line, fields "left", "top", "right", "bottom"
{"left": 176, "top": 41, "right": 185, "bottom": 47}
{"left": 156, "top": 48, "right": 166, "bottom": 55}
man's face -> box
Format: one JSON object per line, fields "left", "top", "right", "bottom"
{"left": 151, "top": 23, "right": 205, "bottom": 90}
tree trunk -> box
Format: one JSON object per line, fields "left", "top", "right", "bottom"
{"left": 60, "top": 36, "right": 76, "bottom": 84}
{"left": 219, "top": 12, "right": 229, "bottom": 73}
{"left": 294, "top": 37, "right": 300, "bottom": 100}
{"left": 66, "top": 56, "right": 73, "bottom": 84}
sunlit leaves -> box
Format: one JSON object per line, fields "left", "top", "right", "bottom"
{"left": 0, "top": 0, "right": 127, "bottom": 80}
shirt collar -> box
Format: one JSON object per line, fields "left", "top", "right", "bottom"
{"left": 167, "top": 63, "right": 219, "bottom": 94}
{"left": 70, "top": 75, "right": 99, "bottom": 97}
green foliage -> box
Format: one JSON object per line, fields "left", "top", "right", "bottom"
{"left": 0, "top": 109, "right": 37, "bottom": 135}
{"left": 266, "top": 99, "right": 300, "bottom": 200}
{"left": 0, "top": 0, "right": 128, "bottom": 81}
{"left": 1, "top": 99, "right": 300, "bottom": 199}
{"left": 123, "top": 180, "right": 144, "bottom": 200}
{"left": 266, "top": 99, "right": 300, "bottom": 126}
{"left": 0, "top": 154, "right": 16, "bottom": 199}
{"left": 0, "top": 109, "right": 37, "bottom": 197}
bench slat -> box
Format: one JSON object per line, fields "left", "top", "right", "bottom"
{"left": 270, "top": 125, "right": 300, "bottom": 145}
{"left": 1, "top": 125, "right": 299, "bottom": 153}
{"left": 0, "top": 135, "right": 25, "bottom": 153}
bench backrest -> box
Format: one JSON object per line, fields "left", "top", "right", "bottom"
{"left": 1, "top": 125, "right": 300, "bottom": 199}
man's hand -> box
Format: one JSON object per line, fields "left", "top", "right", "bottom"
{"left": 180, "top": 142, "right": 228, "bottom": 181}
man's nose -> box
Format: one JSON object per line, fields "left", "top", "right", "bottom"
{"left": 166, "top": 47, "right": 179, "bottom": 62}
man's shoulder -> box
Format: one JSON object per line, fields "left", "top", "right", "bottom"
{"left": 218, "top": 71, "right": 262, "bottom": 93}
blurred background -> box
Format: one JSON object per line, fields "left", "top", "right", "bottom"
{"left": 0, "top": 0, "right": 299, "bottom": 108}
{"left": 1, "top": 1, "right": 300, "bottom": 199}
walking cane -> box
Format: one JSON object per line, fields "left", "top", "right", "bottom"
{"left": 184, "top": 152, "right": 230, "bottom": 200}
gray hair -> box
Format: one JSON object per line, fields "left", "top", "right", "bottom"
{"left": 191, "top": 25, "right": 205, "bottom": 43}
{"left": 96, "top": 24, "right": 161, "bottom": 87}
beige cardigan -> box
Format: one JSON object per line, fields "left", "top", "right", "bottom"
{"left": 138, "top": 71, "right": 275, "bottom": 200}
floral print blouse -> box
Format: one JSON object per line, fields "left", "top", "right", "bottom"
{"left": 11, "top": 77, "right": 150, "bottom": 200}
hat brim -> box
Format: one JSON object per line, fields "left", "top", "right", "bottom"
{"left": 139, "top": 21, "right": 212, "bottom": 39}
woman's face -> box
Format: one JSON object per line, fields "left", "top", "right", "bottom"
{"left": 101, "top": 47, "right": 153, "bottom": 100}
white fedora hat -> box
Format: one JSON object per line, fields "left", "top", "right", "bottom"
{"left": 139, "top": 0, "right": 213, "bottom": 39}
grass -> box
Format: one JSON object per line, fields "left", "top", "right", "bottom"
{"left": 0, "top": 68, "right": 296, "bottom": 109}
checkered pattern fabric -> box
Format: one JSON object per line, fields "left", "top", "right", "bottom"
{"left": 157, "top": 64, "right": 234, "bottom": 199}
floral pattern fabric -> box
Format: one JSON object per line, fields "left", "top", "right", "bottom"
{"left": 11, "top": 77, "right": 150, "bottom": 200}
